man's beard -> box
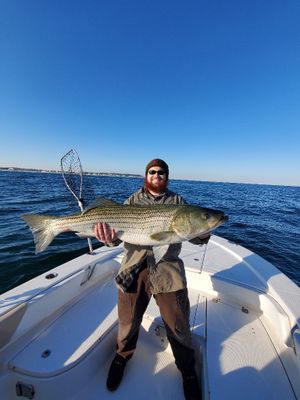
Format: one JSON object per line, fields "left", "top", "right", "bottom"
{"left": 144, "top": 177, "right": 168, "bottom": 194}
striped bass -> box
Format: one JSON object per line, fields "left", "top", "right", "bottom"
{"left": 22, "top": 197, "right": 228, "bottom": 258}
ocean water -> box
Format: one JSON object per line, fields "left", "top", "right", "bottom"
{"left": 0, "top": 171, "right": 299, "bottom": 295}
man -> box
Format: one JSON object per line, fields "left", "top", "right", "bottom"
{"left": 94, "top": 159, "right": 209, "bottom": 400}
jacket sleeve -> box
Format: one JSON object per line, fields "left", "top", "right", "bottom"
{"left": 189, "top": 235, "right": 211, "bottom": 245}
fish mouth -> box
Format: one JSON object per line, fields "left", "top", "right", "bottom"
{"left": 221, "top": 214, "right": 229, "bottom": 223}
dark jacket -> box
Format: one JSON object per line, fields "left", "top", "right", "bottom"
{"left": 113, "top": 187, "right": 207, "bottom": 294}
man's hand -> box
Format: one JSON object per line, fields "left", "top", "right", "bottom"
{"left": 189, "top": 234, "right": 211, "bottom": 246}
{"left": 199, "top": 233, "right": 210, "bottom": 244}
{"left": 94, "top": 222, "right": 117, "bottom": 244}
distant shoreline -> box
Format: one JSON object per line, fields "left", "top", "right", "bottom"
{"left": 0, "top": 166, "right": 142, "bottom": 179}
{"left": 1, "top": 166, "right": 298, "bottom": 187}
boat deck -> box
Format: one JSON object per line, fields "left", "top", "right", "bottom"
{"left": 1, "top": 237, "right": 299, "bottom": 399}
{"left": 7, "top": 281, "right": 296, "bottom": 399}
{"left": 74, "top": 328, "right": 184, "bottom": 400}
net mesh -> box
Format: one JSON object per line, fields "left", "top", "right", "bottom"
{"left": 61, "top": 149, "right": 83, "bottom": 202}
{"left": 60, "top": 149, "right": 94, "bottom": 253}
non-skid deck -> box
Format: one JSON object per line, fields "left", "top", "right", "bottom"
{"left": 205, "top": 298, "right": 296, "bottom": 399}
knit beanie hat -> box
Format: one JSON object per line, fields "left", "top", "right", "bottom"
{"left": 145, "top": 159, "right": 169, "bottom": 180}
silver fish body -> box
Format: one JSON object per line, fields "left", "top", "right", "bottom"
{"left": 22, "top": 197, "right": 228, "bottom": 254}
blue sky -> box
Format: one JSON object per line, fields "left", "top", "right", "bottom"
{"left": 0, "top": 0, "right": 299, "bottom": 186}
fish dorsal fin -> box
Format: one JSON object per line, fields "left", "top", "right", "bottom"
{"left": 82, "top": 197, "right": 119, "bottom": 214}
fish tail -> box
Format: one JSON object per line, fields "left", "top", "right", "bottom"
{"left": 22, "top": 214, "right": 58, "bottom": 254}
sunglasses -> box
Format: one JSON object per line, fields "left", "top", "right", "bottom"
{"left": 148, "top": 169, "right": 166, "bottom": 176}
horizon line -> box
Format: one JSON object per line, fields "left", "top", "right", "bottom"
{"left": 1, "top": 166, "right": 299, "bottom": 188}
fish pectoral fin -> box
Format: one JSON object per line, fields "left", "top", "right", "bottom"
{"left": 150, "top": 231, "right": 176, "bottom": 242}
{"left": 82, "top": 197, "right": 119, "bottom": 214}
{"left": 152, "top": 245, "right": 170, "bottom": 265}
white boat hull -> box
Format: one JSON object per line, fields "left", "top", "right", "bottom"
{"left": 1, "top": 236, "right": 299, "bottom": 399}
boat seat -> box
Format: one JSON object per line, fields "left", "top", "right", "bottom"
{"left": 206, "top": 299, "right": 296, "bottom": 400}
{"left": 8, "top": 280, "right": 118, "bottom": 377}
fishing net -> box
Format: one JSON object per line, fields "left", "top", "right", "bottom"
{"left": 61, "top": 148, "right": 94, "bottom": 253}
{"left": 61, "top": 149, "right": 83, "bottom": 204}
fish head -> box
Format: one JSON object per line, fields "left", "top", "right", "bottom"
{"left": 172, "top": 205, "right": 228, "bottom": 239}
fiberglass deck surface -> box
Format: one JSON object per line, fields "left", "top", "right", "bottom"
{"left": 205, "top": 298, "right": 296, "bottom": 400}
{"left": 73, "top": 328, "right": 185, "bottom": 400}
{"left": 7, "top": 267, "right": 297, "bottom": 399}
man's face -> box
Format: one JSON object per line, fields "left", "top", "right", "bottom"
{"left": 145, "top": 167, "right": 168, "bottom": 193}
